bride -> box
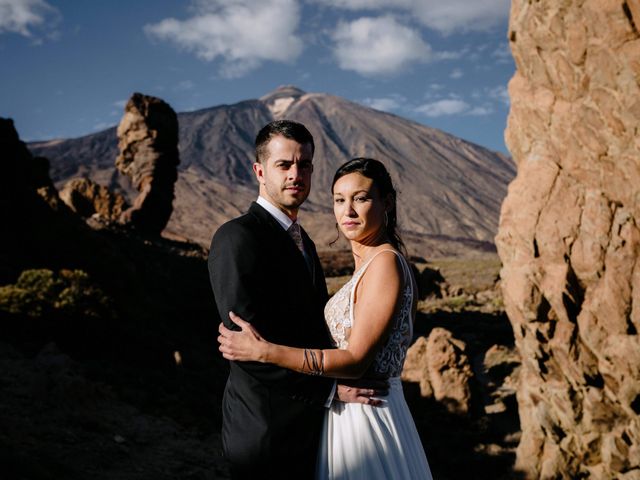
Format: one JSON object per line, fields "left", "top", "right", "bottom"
{"left": 218, "top": 157, "right": 433, "bottom": 479}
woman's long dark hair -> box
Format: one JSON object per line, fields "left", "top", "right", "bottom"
{"left": 331, "top": 157, "right": 406, "bottom": 255}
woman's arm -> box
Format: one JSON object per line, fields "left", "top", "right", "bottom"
{"left": 218, "top": 251, "right": 403, "bottom": 379}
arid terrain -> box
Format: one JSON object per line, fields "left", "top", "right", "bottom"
{"left": 1, "top": 251, "right": 521, "bottom": 480}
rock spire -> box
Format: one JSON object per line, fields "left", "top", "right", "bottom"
{"left": 496, "top": 1, "right": 640, "bottom": 478}
{"left": 116, "top": 92, "right": 179, "bottom": 235}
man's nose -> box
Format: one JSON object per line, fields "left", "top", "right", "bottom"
{"left": 288, "top": 163, "right": 302, "bottom": 180}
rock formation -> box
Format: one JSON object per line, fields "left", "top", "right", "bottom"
{"left": 496, "top": 1, "right": 640, "bottom": 478}
{"left": 1, "top": 118, "right": 60, "bottom": 211}
{"left": 116, "top": 93, "right": 179, "bottom": 235}
{"left": 0, "top": 118, "right": 76, "bottom": 283}
{"left": 60, "top": 178, "right": 127, "bottom": 221}
{"left": 402, "top": 328, "right": 473, "bottom": 414}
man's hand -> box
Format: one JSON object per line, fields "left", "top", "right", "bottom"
{"left": 336, "top": 378, "right": 389, "bottom": 406}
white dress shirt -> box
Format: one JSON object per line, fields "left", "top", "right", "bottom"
{"left": 257, "top": 195, "right": 294, "bottom": 231}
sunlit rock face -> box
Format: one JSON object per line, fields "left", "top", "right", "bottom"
{"left": 496, "top": 1, "right": 640, "bottom": 478}
{"left": 116, "top": 93, "right": 179, "bottom": 235}
{"left": 60, "top": 177, "right": 127, "bottom": 221}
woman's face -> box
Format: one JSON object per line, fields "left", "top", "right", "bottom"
{"left": 332, "top": 172, "right": 389, "bottom": 244}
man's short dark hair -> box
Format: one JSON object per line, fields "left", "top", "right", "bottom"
{"left": 255, "top": 120, "right": 315, "bottom": 163}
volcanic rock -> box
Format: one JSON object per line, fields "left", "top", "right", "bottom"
{"left": 60, "top": 177, "right": 127, "bottom": 220}
{"left": 402, "top": 336, "right": 434, "bottom": 398}
{"left": 0, "top": 118, "right": 78, "bottom": 282}
{"left": 496, "top": 1, "right": 640, "bottom": 478}
{"left": 402, "top": 327, "right": 473, "bottom": 414}
{"left": 115, "top": 93, "right": 179, "bottom": 235}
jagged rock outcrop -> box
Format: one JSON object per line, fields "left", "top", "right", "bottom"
{"left": 0, "top": 118, "right": 77, "bottom": 283}
{"left": 1, "top": 118, "right": 60, "bottom": 211}
{"left": 402, "top": 328, "right": 473, "bottom": 414}
{"left": 60, "top": 178, "right": 127, "bottom": 221}
{"left": 116, "top": 93, "right": 179, "bottom": 235}
{"left": 496, "top": 1, "right": 640, "bottom": 478}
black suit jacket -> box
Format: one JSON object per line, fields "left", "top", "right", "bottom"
{"left": 208, "top": 202, "right": 334, "bottom": 478}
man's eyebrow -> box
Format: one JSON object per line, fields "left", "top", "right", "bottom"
{"left": 334, "top": 189, "right": 368, "bottom": 194}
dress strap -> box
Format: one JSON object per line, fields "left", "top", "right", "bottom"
{"left": 348, "top": 249, "right": 413, "bottom": 326}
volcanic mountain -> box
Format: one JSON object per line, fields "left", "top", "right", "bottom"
{"left": 29, "top": 86, "right": 515, "bottom": 257}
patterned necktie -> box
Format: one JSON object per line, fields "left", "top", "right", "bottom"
{"left": 288, "top": 222, "right": 305, "bottom": 254}
{"left": 288, "top": 222, "right": 314, "bottom": 276}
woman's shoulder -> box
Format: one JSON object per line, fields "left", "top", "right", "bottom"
{"left": 361, "top": 247, "right": 405, "bottom": 281}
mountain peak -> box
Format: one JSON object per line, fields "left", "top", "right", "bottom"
{"left": 260, "top": 85, "right": 307, "bottom": 118}
{"left": 260, "top": 85, "right": 306, "bottom": 100}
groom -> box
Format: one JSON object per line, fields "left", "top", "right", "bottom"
{"left": 208, "top": 120, "right": 377, "bottom": 479}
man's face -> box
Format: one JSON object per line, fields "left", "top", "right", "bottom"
{"left": 253, "top": 135, "right": 314, "bottom": 219}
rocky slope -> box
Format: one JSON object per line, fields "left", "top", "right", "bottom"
{"left": 29, "top": 86, "right": 514, "bottom": 257}
{"left": 496, "top": 1, "right": 640, "bottom": 478}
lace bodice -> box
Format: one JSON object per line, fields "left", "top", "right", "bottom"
{"left": 324, "top": 250, "right": 414, "bottom": 377}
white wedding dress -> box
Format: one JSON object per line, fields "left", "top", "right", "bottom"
{"left": 317, "top": 250, "right": 433, "bottom": 480}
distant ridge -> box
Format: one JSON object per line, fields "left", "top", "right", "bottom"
{"left": 29, "top": 86, "right": 515, "bottom": 257}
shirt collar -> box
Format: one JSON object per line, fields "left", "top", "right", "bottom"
{"left": 257, "top": 196, "right": 295, "bottom": 231}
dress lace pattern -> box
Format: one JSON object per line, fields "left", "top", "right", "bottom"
{"left": 324, "top": 250, "right": 413, "bottom": 377}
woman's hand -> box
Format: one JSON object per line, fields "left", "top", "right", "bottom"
{"left": 218, "top": 312, "right": 269, "bottom": 362}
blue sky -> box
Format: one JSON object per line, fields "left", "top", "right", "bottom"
{"left": 1, "top": 0, "right": 514, "bottom": 153}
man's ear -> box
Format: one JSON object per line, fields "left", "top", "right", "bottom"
{"left": 253, "top": 162, "right": 265, "bottom": 185}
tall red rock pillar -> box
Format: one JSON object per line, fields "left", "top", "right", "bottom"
{"left": 116, "top": 93, "right": 179, "bottom": 235}
{"left": 496, "top": 1, "right": 640, "bottom": 478}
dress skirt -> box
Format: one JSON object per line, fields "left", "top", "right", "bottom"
{"left": 316, "top": 377, "right": 433, "bottom": 480}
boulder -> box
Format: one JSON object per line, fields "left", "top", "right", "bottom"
{"left": 401, "top": 336, "right": 433, "bottom": 398}
{"left": 402, "top": 328, "right": 473, "bottom": 415}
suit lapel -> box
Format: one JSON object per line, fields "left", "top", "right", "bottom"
{"left": 248, "top": 202, "right": 315, "bottom": 283}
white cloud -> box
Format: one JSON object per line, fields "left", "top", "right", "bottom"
{"left": 467, "top": 105, "right": 493, "bottom": 115}
{"left": 416, "top": 98, "right": 469, "bottom": 117}
{"left": 0, "top": 0, "right": 59, "bottom": 38}
{"left": 491, "top": 42, "right": 513, "bottom": 63}
{"left": 361, "top": 94, "right": 406, "bottom": 112}
{"left": 145, "top": 0, "right": 303, "bottom": 78}
{"left": 331, "top": 16, "right": 431, "bottom": 76}
{"left": 412, "top": 1, "right": 511, "bottom": 34}
{"left": 449, "top": 68, "right": 463, "bottom": 79}
{"left": 113, "top": 99, "right": 127, "bottom": 109}
{"left": 176, "top": 79, "right": 195, "bottom": 90}
{"left": 319, "top": 0, "right": 411, "bottom": 7}
{"left": 488, "top": 85, "right": 509, "bottom": 105}
{"left": 93, "top": 121, "right": 111, "bottom": 131}
{"left": 316, "top": 0, "right": 510, "bottom": 34}
{"left": 434, "top": 49, "right": 465, "bottom": 61}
